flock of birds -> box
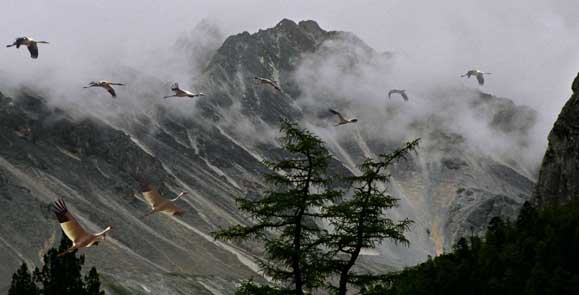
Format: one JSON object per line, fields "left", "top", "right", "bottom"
{"left": 6, "top": 35, "right": 492, "bottom": 256}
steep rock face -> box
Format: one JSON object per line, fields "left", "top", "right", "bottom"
{"left": 0, "top": 91, "right": 267, "bottom": 294}
{"left": 0, "top": 19, "right": 538, "bottom": 294}
{"left": 533, "top": 73, "right": 579, "bottom": 207}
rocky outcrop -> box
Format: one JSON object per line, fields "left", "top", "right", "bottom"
{"left": 533, "top": 73, "right": 579, "bottom": 207}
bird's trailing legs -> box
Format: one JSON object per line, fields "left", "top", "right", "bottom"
{"left": 57, "top": 245, "right": 79, "bottom": 257}
{"left": 143, "top": 210, "right": 156, "bottom": 219}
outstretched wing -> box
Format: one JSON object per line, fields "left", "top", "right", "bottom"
{"left": 142, "top": 184, "right": 165, "bottom": 208}
{"left": 329, "top": 109, "right": 346, "bottom": 121}
{"left": 53, "top": 199, "right": 89, "bottom": 243}
{"left": 267, "top": 80, "right": 281, "bottom": 92}
{"left": 388, "top": 90, "right": 395, "bottom": 98}
{"left": 104, "top": 85, "right": 117, "bottom": 97}
{"left": 401, "top": 92, "right": 409, "bottom": 101}
{"left": 161, "top": 202, "right": 184, "bottom": 216}
{"left": 27, "top": 43, "right": 38, "bottom": 59}
{"left": 476, "top": 73, "right": 484, "bottom": 85}
{"left": 272, "top": 84, "right": 281, "bottom": 92}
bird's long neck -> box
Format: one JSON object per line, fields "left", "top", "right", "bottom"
{"left": 97, "top": 226, "right": 111, "bottom": 237}
{"left": 171, "top": 194, "right": 185, "bottom": 202}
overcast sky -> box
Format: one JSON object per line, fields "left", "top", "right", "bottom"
{"left": 1, "top": 0, "right": 578, "bottom": 153}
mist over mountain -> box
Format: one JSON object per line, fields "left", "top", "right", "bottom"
{"left": 0, "top": 19, "right": 544, "bottom": 294}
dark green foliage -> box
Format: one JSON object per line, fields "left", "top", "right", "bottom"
{"left": 8, "top": 263, "right": 39, "bottom": 295}
{"left": 216, "top": 120, "right": 418, "bottom": 295}
{"left": 364, "top": 200, "right": 579, "bottom": 295}
{"left": 321, "top": 139, "right": 419, "bottom": 295}
{"left": 84, "top": 267, "right": 106, "bottom": 295}
{"left": 234, "top": 280, "right": 292, "bottom": 295}
{"left": 34, "top": 236, "right": 86, "bottom": 295}
{"left": 7, "top": 234, "right": 105, "bottom": 295}
{"left": 214, "top": 119, "right": 342, "bottom": 294}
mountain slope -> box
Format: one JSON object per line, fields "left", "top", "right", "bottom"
{"left": 0, "top": 19, "right": 537, "bottom": 294}
{"left": 0, "top": 91, "right": 263, "bottom": 294}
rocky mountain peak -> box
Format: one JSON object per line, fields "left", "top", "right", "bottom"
{"left": 202, "top": 19, "right": 346, "bottom": 123}
{"left": 275, "top": 18, "right": 298, "bottom": 29}
{"left": 210, "top": 19, "right": 333, "bottom": 72}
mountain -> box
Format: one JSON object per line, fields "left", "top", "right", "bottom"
{"left": 0, "top": 19, "right": 536, "bottom": 294}
{"left": 359, "top": 73, "right": 579, "bottom": 295}
{"left": 533, "top": 73, "right": 579, "bottom": 207}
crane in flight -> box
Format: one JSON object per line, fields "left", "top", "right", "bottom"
{"left": 52, "top": 199, "right": 111, "bottom": 256}
{"left": 388, "top": 89, "right": 409, "bottom": 102}
{"left": 329, "top": 109, "right": 358, "bottom": 126}
{"left": 6, "top": 37, "right": 49, "bottom": 59}
{"left": 461, "top": 69, "right": 491, "bottom": 85}
{"left": 255, "top": 76, "right": 282, "bottom": 92}
{"left": 163, "top": 83, "right": 205, "bottom": 99}
{"left": 140, "top": 182, "right": 190, "bottom": 217}
{"left": 83, "top": 81, "right": 125, "bottom": 98}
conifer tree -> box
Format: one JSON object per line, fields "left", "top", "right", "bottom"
{"left": 8, "top": 263, "right": 39, "bottom": 295}
{"left": 84, "top": 267, "right": 105, "bottom": 295}
{"left": 215, "top": 119, "right": 341, "bottom": 295}
{"left": 32, "top": 233, "right": 105, "bottom": 295}
{"left": 33, "top": 235, "right": 86, "bottom": 295}
{"left": 322, "top": 139, "right": 418, "bottom": 295}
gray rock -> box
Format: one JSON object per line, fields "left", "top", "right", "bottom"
{"left": 533, "top": 73, "right": 579, "bottom": 207}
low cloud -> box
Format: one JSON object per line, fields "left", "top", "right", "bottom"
{"left": 0, "top": 0, "right": 577, "bottom": 173}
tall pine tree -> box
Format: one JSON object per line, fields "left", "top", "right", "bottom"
{"left": 322, "top": 139, "right": 418, "bottom": 295}
{"left": 215, "top": 119, "right": 341, "bottom": 295}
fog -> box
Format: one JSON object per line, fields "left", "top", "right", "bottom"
{"left": 1, "top": 0, "right": 578, "bottom": 172}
